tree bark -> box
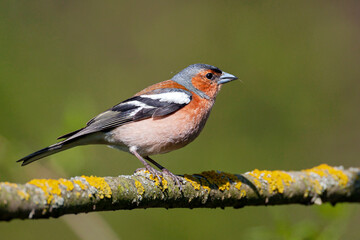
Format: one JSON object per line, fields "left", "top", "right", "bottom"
{"left": 0, "top": 164, "right": 359, "bottom": 221}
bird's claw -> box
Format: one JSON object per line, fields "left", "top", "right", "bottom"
{"left": 135, "top": 167, "right": 163, "bottom": 184}
{"left": 162, "top": 168, "right": 183, "bottom": 191}
{"left": 134, "top": 167, "right": 183, "bottom": 191}
{"left": 146, "top": 166, "right": 163, "bottom": 184}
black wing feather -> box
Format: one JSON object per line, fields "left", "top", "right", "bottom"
{"left": 153, "top": 103, "right": 188, "bottom": 118}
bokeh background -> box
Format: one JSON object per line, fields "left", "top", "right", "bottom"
{"left": 1, "top": 1, "right": 359, "bottom": 239}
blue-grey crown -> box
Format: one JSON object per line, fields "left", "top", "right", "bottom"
{"left": 171, "top": 64, "right": 222, "bottom": 99}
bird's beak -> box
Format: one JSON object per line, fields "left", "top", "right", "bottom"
{"left": 217, "top": 72, "right": 238, "bottom": 85}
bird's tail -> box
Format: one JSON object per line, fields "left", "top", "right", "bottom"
{"left": 17, "top": 140, "right": 78, "bottom": 166}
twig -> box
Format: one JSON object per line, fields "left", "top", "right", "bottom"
{"left": 0, "top": 164, "right": 359, "bottom": 221}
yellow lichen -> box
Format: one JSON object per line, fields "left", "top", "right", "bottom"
{"left": 304, "top": 164, "right": 349, "bottom": 187}
{"left": 146, "top": 172, "right": 168, "bottom": 191}
{"left": 81, "top": 176, "right": 112, "bottom": 199}
{"left": 248, "top": 169, "right": 294, "bottom": 194}
{"left": 17, "top": 189, "right": 30, "bottom": 201}
{"left": 59, "top": 179, "right": 74, "bottom": 191}
{"left": 27, "top": 178, "right": 76, "bottom": 204}
{"left": 73, "top": 179, "right": 87, "bottom": 190}
{"left": 200, "top": 171, "right": 239, "bottom": 191}
{"left": 240, "top": 189, "right": 247, "bottom": 198}
{"left": 184, "top": 174, "right": 202, "bottom": 190}
{"left": 235, "top": 181, "right": 242, "bottom": 190}
{"left": 219, "top": 181, "right": 231, "bottom": 191}
{"left": 252, "top": 178, "right": 262, "bottom": 190}
{"left": 28, "top": 179, "right": 65, "bottom": 204}
{"left": 135, "top": 169, "right": 169, "bottom": 191}
{"left": 134, "top": 180, "right": 145, "bottom": 195}
{"left": 184, "top": 174, "right": 211, "bottom": 191}
{"left": 199, "top": 178, "right": 211, "bottom": 191}
{"left": 185, "top": 171, "right": 242, "bottom": 192}
{"left": 304, "top": 189, "right": 309, "bottom": 198}
{"left": 310, "top": 179, "right": 323, "bottom": 194}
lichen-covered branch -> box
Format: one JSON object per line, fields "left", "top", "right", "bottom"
{"left": 0, "top": 164, "right": 359, "bottom": 221}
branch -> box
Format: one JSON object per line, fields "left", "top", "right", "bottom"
{"left": 0, "top": 164, "right": 359, "bottom": 221}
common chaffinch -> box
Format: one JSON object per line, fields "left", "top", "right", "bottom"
{"left": 18, "top": 63, "right": 238, "bottom": 188}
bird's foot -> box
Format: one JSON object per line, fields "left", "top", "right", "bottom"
{"left": 162, "top": 168, "right": 183, "bottom": 191}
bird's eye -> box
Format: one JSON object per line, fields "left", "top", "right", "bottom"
{"left": 205, "top": 73, "right": 213, "bottom": 80}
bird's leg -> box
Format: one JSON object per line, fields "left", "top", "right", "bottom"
{"left": 144, "top": 156, "right": 166, "bottom": 170}
{"left": 145, "top": 156, "right": 183, "bottom": 190}
{"left": 130, "top": 148, "right": 162, "bottom": 183}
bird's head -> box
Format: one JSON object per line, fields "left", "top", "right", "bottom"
{"left": 172, "top": 63, "right": 238, "bottom": 99}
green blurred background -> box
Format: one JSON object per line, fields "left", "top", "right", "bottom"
{"left": 0, "top": 1, "right": 359, "bottom": 239}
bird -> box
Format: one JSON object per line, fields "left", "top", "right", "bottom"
{"left": 17, "top": 63, "right": 238, "bottom": 188}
